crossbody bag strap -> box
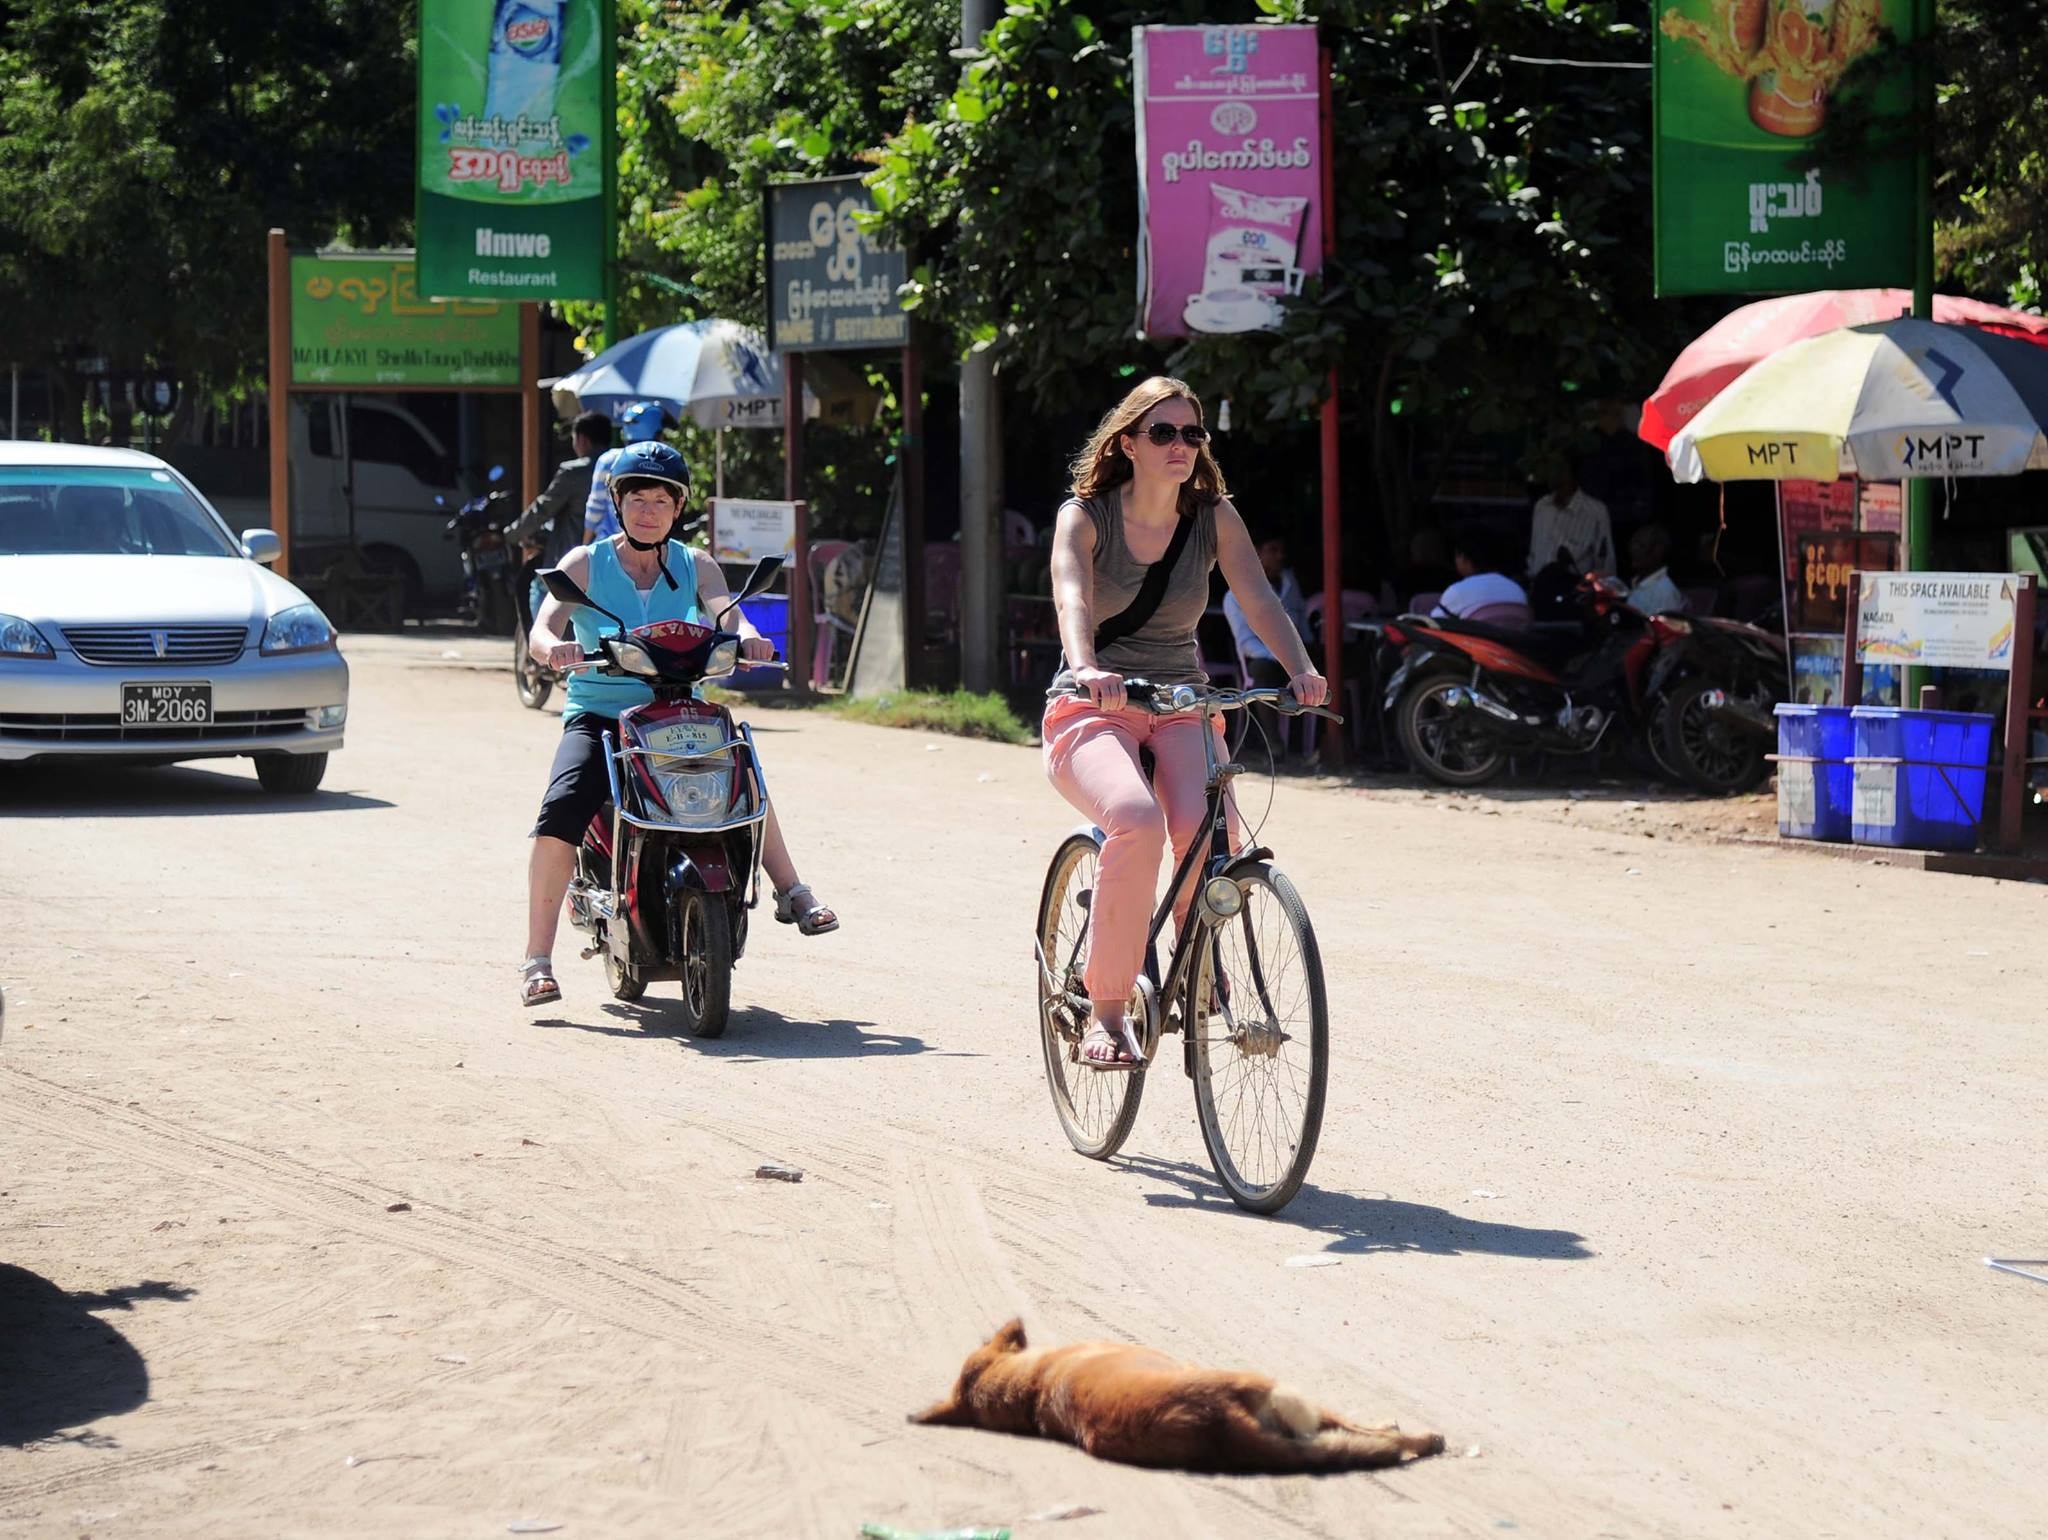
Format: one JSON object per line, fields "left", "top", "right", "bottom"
{"left": 1093, "top": 510, "right": 1195, "bottom": 654}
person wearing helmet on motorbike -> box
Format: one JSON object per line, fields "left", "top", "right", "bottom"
{"left": 519, "top": 441, "right": 838, "bottom": 1007}
{"left": 584, "top": 400, "right": 668, "bottom": 545}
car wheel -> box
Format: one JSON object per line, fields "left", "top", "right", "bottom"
{"left": 255, "top": 752, "right": 328, "bottom": 795}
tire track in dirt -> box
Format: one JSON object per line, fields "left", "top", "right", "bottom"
{"left": 5, "top": 1070, "right": 893, "bottom": 1432}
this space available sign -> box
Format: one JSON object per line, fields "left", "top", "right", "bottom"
{"left": 1856, "top": 572, "right": 2020, "bottom": 671}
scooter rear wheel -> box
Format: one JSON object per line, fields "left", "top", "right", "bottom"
{"left": 1396, "top": 673, "right": 1508, "bottom": 787}
{"left": 604, "top": 943, "right": 646, "bottom": 1002}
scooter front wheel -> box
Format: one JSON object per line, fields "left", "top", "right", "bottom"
{"left": 673, "top": 887, "right": 733, "bottom": 1037}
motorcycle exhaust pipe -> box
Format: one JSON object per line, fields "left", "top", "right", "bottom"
{"left": 1443, "top": 684, "right": 1526, "bottom": 725}
{"left": 1699, "top": 689, "right": 1776, "bottom": 740}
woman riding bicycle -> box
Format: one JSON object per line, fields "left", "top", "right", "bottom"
{"left": 1045, "top": 377, "right": 1325, "bottom": 1065}
{"left": 518, "top": 441, "right": 837, "bottom": 1008}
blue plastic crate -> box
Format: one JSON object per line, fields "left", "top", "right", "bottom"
{"left": 1774, "top": 704, "right": 1854, "bottom": 841}
{"left": 724, "top": 593, "right": 789, "bottom": 691}
{"left": 1849, "top": 707, "right": 1995, "bottom": 851}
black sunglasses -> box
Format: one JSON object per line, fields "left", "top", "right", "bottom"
{"left": 1136, "top": 422, "right": 1209, "bottom": 447}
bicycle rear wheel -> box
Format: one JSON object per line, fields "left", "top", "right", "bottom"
{"left": 1036, "top": 833, "right": 1145, "bottom": 1160}
{"left": 1189, "top": 864, "right": 1328, "bottom": 1213}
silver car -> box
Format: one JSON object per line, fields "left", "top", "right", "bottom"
{"left": 0, "top": 443, "right": 347, "bottom": 793}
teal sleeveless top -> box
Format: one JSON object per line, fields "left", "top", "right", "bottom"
{"left": 564, "top": 537, "right": 703, "bottom": 721}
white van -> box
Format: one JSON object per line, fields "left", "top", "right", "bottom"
{"left": 193, "top": 397, "right": 473, "bottom": 610}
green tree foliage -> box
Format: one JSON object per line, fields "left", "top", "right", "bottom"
{"left": 1933, "top": 0, "right": 2048, "bottom": 309}
{"left": 867, "top": 1, "right": 1687, "bottom": 541}
{"left": 605, "top": 0, "right": 955, "bottom": 531}
{"left": 0, "top": 0, "right": 416, "bottom": 432}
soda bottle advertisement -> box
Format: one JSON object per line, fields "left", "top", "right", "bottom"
{"left": 1653, "top": 0, "right": 1919, "bottom": 296}
{"left": 416, "top": 0, "right": 609, "bottom": 301}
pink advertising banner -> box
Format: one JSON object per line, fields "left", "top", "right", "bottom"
{"left": 1132, "top": 23, "right": 1323, "bottom": 340}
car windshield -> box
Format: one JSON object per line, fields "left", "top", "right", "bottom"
{"left": 0, "top": 466, "right": 240, "bottom": 558}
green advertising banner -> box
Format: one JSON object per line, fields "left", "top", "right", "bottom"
{"left": 291, "top": 254, "right": 520, "bottom": 386}
{"left": 416, "top": 0, "right": 611, "bottom": 301}
{"left": 1655, "top": 1, "right": 1921, "bottom": 296}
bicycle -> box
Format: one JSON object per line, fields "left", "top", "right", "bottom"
{"left": 1034, "top": 680, "right": 1341, "bottom": 1214}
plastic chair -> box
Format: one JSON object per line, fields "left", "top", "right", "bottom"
{"left": 1004, "top": 509, "right": 1036, "bottom": 551}
{"left": 1682, "top": 585, "right": 1718, "bottom": 617}
{"left": 1407, "top": 590, "right": 1444, "bottom": 617}
{"left": 1465, "top": 601, "right": 1533, "bottom": 629}
{"left": 1234, "top": 638, "right": 1316, "bottom": 758}
{"left": 808, "top": 539, "right": 854, "bottom": 689}
{"left": 1197, "top": 608, "right": 1243, "bottom": 689}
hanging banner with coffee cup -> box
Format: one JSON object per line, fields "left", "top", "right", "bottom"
{"left": 1654, "top": 0, "right": 1920, "bottom": 296}
{"left": 1132, "top": 23, "right": 1323, "bottom": 339}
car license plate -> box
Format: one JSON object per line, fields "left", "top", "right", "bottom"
{"left": 644, "top": 719, "right": 725, "bottom": 757}
{"left": 121, "top": 682, "right": 213, "bottom": 727}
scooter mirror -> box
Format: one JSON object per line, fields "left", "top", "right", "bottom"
{"left": 488, "top": 464, "right": 506, "bottom": 483}
{"left": 713, "top": 554, "right": 786, "bottom": 628}
{"left": 539, "top": 567, "right": 630, "bottom": 632}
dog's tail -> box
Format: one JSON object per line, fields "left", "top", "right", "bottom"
{"left": 1232, "top": 1388, "right": 1445, "bottom": 1473}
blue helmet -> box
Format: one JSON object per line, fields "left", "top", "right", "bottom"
{"left": 608, "top": 441, "right": 692, "bottom": 506}
{"left": 619, "top": 401, "right": 668, "bottom": 443}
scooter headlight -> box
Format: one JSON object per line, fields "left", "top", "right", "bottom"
{"left": 608, "top": 638, "right": 660, "bottom": 677}
{"left": 704, "top": 639, "right": 741, "bottom": 677}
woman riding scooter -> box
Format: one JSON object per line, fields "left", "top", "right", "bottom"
{"left": 517, "top": 442, "right": 838, "bottom": 1008}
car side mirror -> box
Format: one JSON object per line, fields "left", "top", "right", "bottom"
{"left": 241, "top": 529, "right": 282, "bottom": 565}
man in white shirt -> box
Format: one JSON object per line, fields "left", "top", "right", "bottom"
{"left": 1528, "top": 462, "right": 1615, "bottom": 579}
{"left": 1625, "top": 524, "right": 1688, "bottom": 615}
{"left": 1433, "top": 533, "right": 1530, "bottom": 621}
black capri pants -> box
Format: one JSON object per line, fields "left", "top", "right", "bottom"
{"left": 532, "top": 713, "right": 619, "bottom": 844}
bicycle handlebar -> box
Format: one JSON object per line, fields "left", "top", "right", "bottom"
{"left": 1051, "top": 678, "right": 1342, "bottom": 724}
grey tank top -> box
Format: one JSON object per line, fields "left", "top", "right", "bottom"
{"left": 1050, "top": 490, "right": 1218, "bottom": 692}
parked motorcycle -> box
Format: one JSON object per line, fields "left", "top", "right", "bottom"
{"left": 437, "top": 464, "right": 517, "bottom": 635}
{"left": 1383, "top": 575, "right": 1735, "bottom": 791}
{"left": 536, "top": 556, "right": 785, "bottom": 1037}
{"left": 1642, "top": 611, "right": 1788, "bottom": 794}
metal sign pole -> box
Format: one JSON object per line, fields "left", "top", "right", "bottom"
{"left": 1998, "top": 575, "right": 2037, "bottom": 853}
{"left": 266, "top": 228, "right": 293, "bottom": 577}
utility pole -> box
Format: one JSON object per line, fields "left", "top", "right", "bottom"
{"left": 957, "top": 0, "right": 1003, "bottom": 693}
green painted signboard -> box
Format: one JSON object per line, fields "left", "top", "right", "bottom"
{"left": 290, "top": 254, "right": 520, "bottom": 387}
{"left": 1654, "top": 0, "right": 1921, "bottom": 296}
{"left": 416, "top": 0, "right": 611, "bottom": 301}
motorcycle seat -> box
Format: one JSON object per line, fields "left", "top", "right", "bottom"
{"left": 1417, "top": 614, "right": 1586, "bottom": 665}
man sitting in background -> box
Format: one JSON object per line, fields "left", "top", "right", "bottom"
{"left": 1433, "top": 532, "right": 1530, "bottom": 623}
{"left": 1224, "top": 527, "right": 1312, "bottom": 755}
{"left": 1625, "top": 524, "right": 1688, "bottom": 615}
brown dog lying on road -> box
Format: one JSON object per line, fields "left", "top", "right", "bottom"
{"left": 910, "top": 1319, "right": 1445, "bottom": 1475}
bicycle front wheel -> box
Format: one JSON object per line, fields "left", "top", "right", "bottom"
{"left": 1036, "top": 833, "right": 1145, "bottom": 1160}
{"left": 1189, "top": 864, "right": 1328, "bottom": 1213}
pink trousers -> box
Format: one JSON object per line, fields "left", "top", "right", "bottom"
{"left": 1042, "top": 696, "right": 1239, "bottom": 1008}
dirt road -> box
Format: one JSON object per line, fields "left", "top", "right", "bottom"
{"left": 2, "top": 634, "right": 2042, "bottom": 1538}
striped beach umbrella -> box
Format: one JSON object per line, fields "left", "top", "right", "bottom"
{"left": 1666, "top": 317, "right": 2048, "bottom": 483}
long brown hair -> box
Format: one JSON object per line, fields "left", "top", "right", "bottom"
{"left": 1068, "top": 376, "right": 1228, "bottom": 515}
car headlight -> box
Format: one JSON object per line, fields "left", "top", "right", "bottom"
{"left": 704, "top": 639, "right": 740, "bottom": 677}
{"left": 261, "top": 603, "right": 336, "bottom": 655}
{"left": 0, "top": 613, "right": 54, "bottom": 658}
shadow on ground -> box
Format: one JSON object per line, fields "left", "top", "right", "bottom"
{"left": 0, "top": 1267, "right": 193, "bottom": 1447}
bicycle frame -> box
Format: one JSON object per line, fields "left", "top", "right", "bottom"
{"left": 1040, "top": 684, "right": 1326, "bottom": 1077}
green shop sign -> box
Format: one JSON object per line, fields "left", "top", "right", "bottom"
{"left": 415, "top": 0, "right": 612, "bottom": 301}
{"left": 1655, "top": 0, "right": 1921, "bottom": 296}
{"left": 291, "top": 254, "right": 520, "bottom": 387}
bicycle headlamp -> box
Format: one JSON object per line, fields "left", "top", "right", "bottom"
{"left": 1201, "top": 876, "right": 1245, "bottom": 919}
